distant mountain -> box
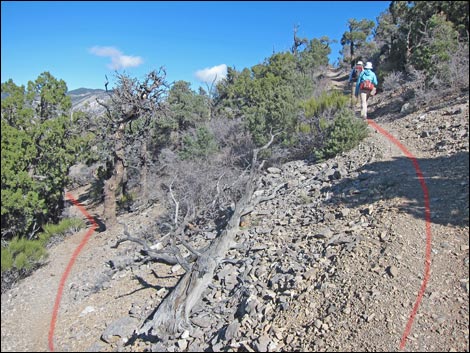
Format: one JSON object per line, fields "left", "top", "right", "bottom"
{"left": 67, "top": 87, "right": 107, "bottom": 105}
{"left": 68, "top": 87, "right": 104, "bottom": 95}
{"left": 67, "top": 87, "right": 111, "bottom": 115}
{"left": 1, "top": 87, "right": 111, "bottom": 116}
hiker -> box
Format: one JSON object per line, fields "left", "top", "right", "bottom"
{"left": 348, "top": 60, "right": 363, "bottom": 109}
{"left": 355, "top": 61, "right": 378, "bottom": 120}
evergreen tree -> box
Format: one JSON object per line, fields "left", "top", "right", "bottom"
{"left": 167, "top": 80, "right": 210, "bottom": 131}
{"left": 373, "top": 1, "right": 468, "bottom": 79}
{"left": 341, "top": 18, "right": 376, "bottom": 66}
{"left": 1, "top": 73, "right": 83, "bottom": 241}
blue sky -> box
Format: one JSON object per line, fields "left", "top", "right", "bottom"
{"left": 1, "top": 1, "right": 390, "bottom": 91}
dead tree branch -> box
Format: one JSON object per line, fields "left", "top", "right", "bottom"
{"left": 113, "top": 222, "right": 181, "bottom": 266}
{"left": 137, "top": 133, "right": 279, "bottom": 338}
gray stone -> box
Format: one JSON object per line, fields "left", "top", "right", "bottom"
{"left": 324, "top": 212, "right": 336, "bottom": 223}
{"left": 171, "top": 264, "right": 182, "bottom": 273}
{"left": 181, "top": 330, "right": 190, "bottom": 339}
{"left": 204, "top": 231, "right": 217, "bottom": 240}
{"left": 267, "top": 167, "right": 282, "bottom": 174}
{"left": 400, "top": 102, "right": 413, "bottom": 114}
{"left": 254, "top": 334, "right": 271, "bottom": 352}
{"left": 314, "top": 227, "right": 333, "bottom": 239}
{"left": 80, "top": 306, "right": 95, "bottom": 317}
{"left": 109, "top": 256, "right": 134, "bottom": 270}
{"left": 256, "top": 227, "right": 272, "bottom": 235}
{"left": 303, "top": 268, "right": 317, "bottom": 280}
{"left": 191, "top": 315, "right": 212, "bottom": 328}
{"left": 340, "top": 208, "right": 351, "bottom": 218}
{"left": 224, "top": 273, "right": 238, "bottom": 290}
{"left": 224, "top": 321, "right": 240, "bottom": 341}
{"left": 386, "top": 265, "right": 399, "bottom": 278}
{"left": 421, "top": 130, "right": 430, "bottom": 138}
{"left": 101, "top": 316, "right": 139, "bottom": 344}
{"left": 177, "top": 339, "right": 188, "bottom": 351}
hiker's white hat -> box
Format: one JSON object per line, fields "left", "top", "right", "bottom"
{"left": 365, "top": 62, "right": 373, "bottom": 69}
{"left": 357, "top": 61, "right": 363, "bottom": 65}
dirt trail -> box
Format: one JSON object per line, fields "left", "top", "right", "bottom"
{"left": 340, "top": 78, "right": 468, "bottom": 351}
{"left": 352, "top": 121, "right": 468, "bottom": 351}
{"left": 0, "top": 187, "right": 96, "bottom": 351}
{"left": 2, "top": 187, "right": 169, "bottom": 352}
{"left": 1, "top": 68, "right": 468, "bottom": 352}
{"left": 1, "top": 215, "right": 94, "bottom": 352}
{"left": 326, "top": 66, "right": 349, "bottom": 93}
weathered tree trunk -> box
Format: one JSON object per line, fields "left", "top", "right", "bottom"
{"left": 350, "top": 40, "right": 355, "bottom": 62}
{"left": 103, "top": 123, "right": 125, "bottom": 225}
{"left": 139, "top": 139, "right": 149, "bottom": 203}
{"left": 103, "top": 159, "right": 124, "bottom": 224}
{"left": 139, "top": 202, "right": 242, "bottom": 337}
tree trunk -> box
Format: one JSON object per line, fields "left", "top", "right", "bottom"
{"left": 139, "top": 207, "right": 241, "bottom": 337}
{"left": 103, "top": 158, "right": 124, "bottom": 224}
{"left": 103, "top": 123, "right": 125, "bottom": 225}
{"left": 139, "top": 139, "right": 149, "bottom": 203}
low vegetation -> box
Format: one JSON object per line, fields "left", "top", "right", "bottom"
{"left": 1, "top": 217, "right": 86, "bottom": 291}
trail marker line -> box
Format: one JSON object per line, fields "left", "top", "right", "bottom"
{"left": 367, "top": 119, "right": 432, "bottom": 350}
{"left": 48, "top": 192, "right": 97, "bottom": 352}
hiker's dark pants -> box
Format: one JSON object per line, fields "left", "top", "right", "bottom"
{"left": 350, "top": 82, "right": 360, "bottom": 108}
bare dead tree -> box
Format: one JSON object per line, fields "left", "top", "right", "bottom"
{"left": 95, "top": 68, "right": 169, "bottom": 225}
{"left": 204, "top": 74, "right": 219, "bottom": 120}
{"left": 113, "top": 126, "right": 283, "bottom": 339}
{"left": 133, "top": 133, "right": 283, "bottom": 338}
{"left": 291, "top": 24, "right": 308, "bottom": 56}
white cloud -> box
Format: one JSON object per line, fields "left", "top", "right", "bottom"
{"left": 89, "top": 46, "right": 143, "bottom": 70}
{"left": 195, "top": 64, "right": 227, "bottom": 84}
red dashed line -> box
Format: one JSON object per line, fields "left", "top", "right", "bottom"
{"left": 367, "top": 119, "right": 432, "bottom": 350}
{"left": 48, "top": 192, "right": 97, "bottom": 352}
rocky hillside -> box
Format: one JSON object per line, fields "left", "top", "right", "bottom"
{"left": 67, "top": 87, "right": 110, "bottom": 115}
{"left": 1, "top": 71, "right": 468, "bottom": 352}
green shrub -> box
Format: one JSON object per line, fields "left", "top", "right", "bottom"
{"left": 1, "top": 217, "right": 86, "bottom": 273}
{"left": 179, "top": 126, "right": 218, "bottom": 160}
{"left": 1, "top": 247, "right": 14, "bottom": 272}
{"left": 411, "top": 14, "right": 460, "bottom": 79}
{"left": 1, "top": 236, "right": 47, "bottom": 271}
{"left": 2, "top": 73, "right": 86, "bottom": 242}
{"left": 117, "top": 191, "right": 137, "bottom": 211}
{"left": 301, "top": 91, "right": 349, "bottom": 118}
{"left": 298, "top": 123, "right": 311, "bottom": 134}
{"left": 63, "top": 217, "right": 86, "bottom": 233}
{"left": 315, "top": 109, "right": 369, "bottom": 160}
{"left": 38, "top": 217, "right": 86, "bottom": 244}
